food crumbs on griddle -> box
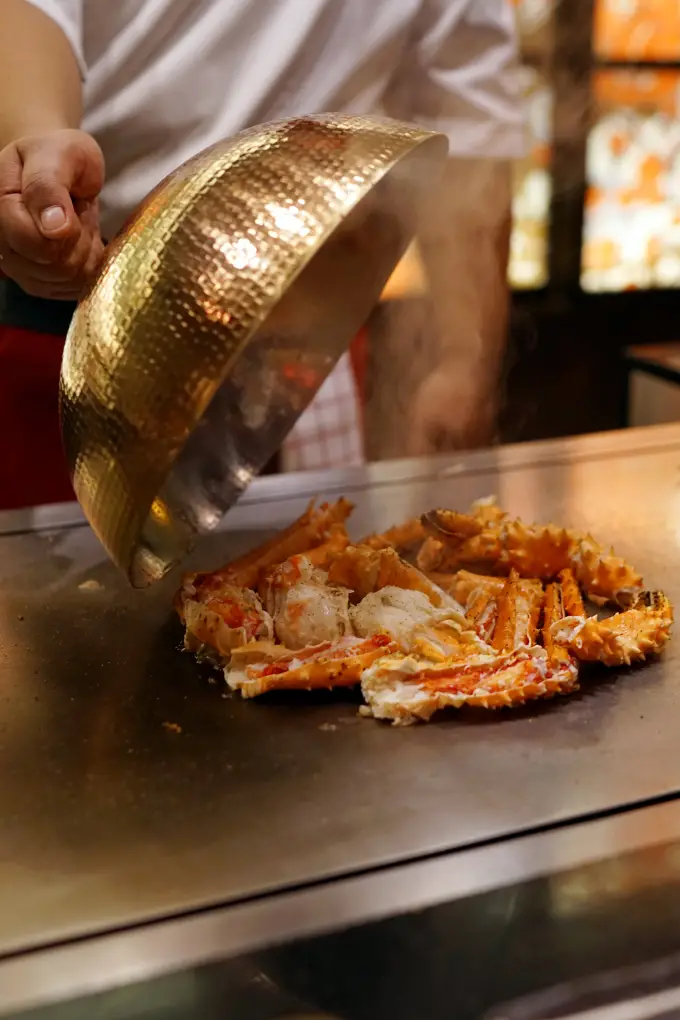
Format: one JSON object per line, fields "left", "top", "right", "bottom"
{"left": 78, "top": 579, "right": 104, "bottom": 592}
{"left": 162, "top": 721, "right": 182, "bottom": 734}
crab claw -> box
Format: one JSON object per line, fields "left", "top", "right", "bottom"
{"left": 421, "top": 509, "right": 483, "bottom": 540}
{"left": 552, "top": 589, "right": 673, "bottom": 667}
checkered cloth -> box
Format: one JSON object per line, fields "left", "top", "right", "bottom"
{"left": 281, "top": 351, "right": 365, "bottom": 472}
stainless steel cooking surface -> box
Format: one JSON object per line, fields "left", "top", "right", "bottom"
{"left": 1, "top": 424, "right": 680, "bottom": 961}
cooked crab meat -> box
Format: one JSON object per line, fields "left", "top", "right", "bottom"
{"left": 260, "top": 556, "right": 353, "bottom": 650}
{"left": 260, "top": 555, "right": 326, "bottom": 610}
{"left": 226, "top": 633, "right": 397, "bottom": 698}
{"left": 350, "top": 586, "right": 456, "bottom": 644}
{"left": 274, "top": 581, "right": 353, "bottom": 650}
{"left": 181, "top": 584, "right": 274, "bottom": 663}
{"left": 349, "top": 586, "right": 486, "bottom": 661}
{"left": 464, "top": 586, "right": 499, "bottom": 643}
{"left": 361, "top": 646, "right": 579, "bottom": 725}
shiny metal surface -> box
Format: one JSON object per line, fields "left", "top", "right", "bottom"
{"left": 3, "top": 797, "right": 680, "bottom": 1017}
{"left": 1, "top": 426, "right": 680, "bottom": 963}
{"left": 59, "top": 114, "right": 447, "bottom": 587}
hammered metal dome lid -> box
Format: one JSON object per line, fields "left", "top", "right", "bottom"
{"left": 59, "top": 114, "right": 448, "bottom": 587}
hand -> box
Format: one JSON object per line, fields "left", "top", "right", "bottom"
{"left": 0, "top": 129, "right": 105, "bottom": 300}
{"left": 408, "top": 360, "right": 498, "bottom": 456}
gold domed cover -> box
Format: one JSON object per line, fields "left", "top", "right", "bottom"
{"left": 60, "top": 114, "right": 448, "bottom": 586}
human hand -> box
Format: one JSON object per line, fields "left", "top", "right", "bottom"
{"left": 0, "top": 129, "right": 105, "bottom": 300}
{"left": 408, "top": 359, "right": 498, "bottom": 456}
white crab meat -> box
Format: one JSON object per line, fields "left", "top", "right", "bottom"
{"left": 350, "top": 586, "right": 477, "bottom": 651}
{"left": 261, "top": 555, "right": 353, "bottom": 650}
{"left": 182, "top": 585, "right": 274, "bottom": 663}
{"left": 273, "top": 582, "right": 353, "bottom": 650}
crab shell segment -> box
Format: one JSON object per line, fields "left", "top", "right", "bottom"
{"left": 180, "top": 585, "right": 274, "bottom": 663}
{"left": 552, "top": 589, "right": 673, "bottom": 667}
{"left": 327, "top": 545, "right": 460, "bottom": 610}
{"left": 178, "top": 497, "right": 353, "bottom": 598}
{"left": 361, "top": 646, "right": 579, "bottom": 725}
{"left": 226, "top": 633, "right": 399, "bottom": 699}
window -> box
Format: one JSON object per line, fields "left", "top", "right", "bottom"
{"left": 582, "top": 1, "right": 680, "bottom": 291}
{"left": 509, "top": 0, "right": 555, "bottom": 289}
{"left": 582, "top": 69, "right": 680, "bottom": 291}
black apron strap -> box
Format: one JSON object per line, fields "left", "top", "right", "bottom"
{"left": 0, "top": 277, "right": 76, "bottom": 334}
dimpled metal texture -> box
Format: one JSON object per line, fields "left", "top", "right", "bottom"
{"left": 59, "top": 114, "right": 448, "bottom": 586}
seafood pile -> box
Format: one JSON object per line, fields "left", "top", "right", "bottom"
{"left": 175, "top": 497, "right": 673, "bottom": 725}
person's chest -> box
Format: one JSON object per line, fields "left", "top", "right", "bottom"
{"left": 82, "top": 0, "right": 421, "bottom": 131}
{"left": 81, "top": 0, "right": 423, "bottom": 235}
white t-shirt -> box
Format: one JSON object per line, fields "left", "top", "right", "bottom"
{"left": 26, "top": 0, "right": 526, "bottom": 239}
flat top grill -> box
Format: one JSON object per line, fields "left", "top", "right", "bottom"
{"left": 1, "top": 425, "right": 679, "bottom": 960}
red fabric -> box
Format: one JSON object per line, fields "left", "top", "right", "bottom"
{"left": 0, "top": 326, "right": 75, "bottom": 510}
{"left": 0, "top": 324, "right": 368, "bottom": 511}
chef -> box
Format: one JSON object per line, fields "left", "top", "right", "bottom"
{"left": 0, "top": 0, "right": 525, "bottom": 509}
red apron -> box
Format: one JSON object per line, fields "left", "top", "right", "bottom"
{"left": 0, "top": 280, "right": 369, "bottom": 511}
{"left": 0, "top": 325, "right": 74, "bottom": 510}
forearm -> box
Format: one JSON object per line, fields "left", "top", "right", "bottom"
{"left": 417, "top": 158, "right": 513, "bottom": 390}
{"left": 0, "top": 0, "right": 82, "bottom": 150}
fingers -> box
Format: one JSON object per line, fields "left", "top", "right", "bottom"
{"left": 0, "top": 229, "right": 105, "bottom": 300}
{"left": 17, "top": 130, "right": 104, "bottom": 245}
{"left": 0, "top": 231, "right": 103, "bottom": 283}
{"left": 0, "top": 130, "right": 105, "bottom": 299}
{"left": 0, "top": 193, "right": 64, "bottom": 262}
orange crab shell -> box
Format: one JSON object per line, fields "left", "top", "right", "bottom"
{"left": 553, "top": 590, "right": 673, "bottom": 667}
{"left": 182, "top": 590, "right": 273, "bottom": 661}
{"left": 421, "top": 508, "right": 643, "bottom": 602}
{"left": 327, "top": 545, "right": 453, "bottom": 607}
{"left": 361, "top": 650, "right": 580, "bottom": 724}
{"left": 230, "top": 634, "right": 399, "bottom": 698}
{"left": 179, "top": 497, "right": 353, "bottom": 600}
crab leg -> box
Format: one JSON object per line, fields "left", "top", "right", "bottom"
{"left": 446, "top": 570, "right": 507, "bottom": 607}
{"left": 542, "top": 581, "right": 572, "bottom": 665}
{"left": 491, "top": 572, "right": 543, "bottom": 653}
{"left": 186, "top": 498, "right": 353, "bottom": 593}
{"left": 421, "top": 506, "right": 642, "bottom": 603}
{"left": 558, "top": 567, "right": 585, "bottom": 618}
{"left": 416, "top": 536, "right": 447, "bottom": 572}
{"left": 465, "top": 587, "right": 499, "bottom": 644}
{"left": 360, "top": 518, "right": 425, "bottom": 552}
{"left": 229, "top": 634, "right": 397, "bottom": 698}
{"left": 554, "top": 589, "right": 673, "bottom": 667}
{"left": 327, "top": 546, "right": 457, "bottom": 608}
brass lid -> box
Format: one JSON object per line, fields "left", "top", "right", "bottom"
{"left": 60, "top": 114, "right": 448, "bottom": 586}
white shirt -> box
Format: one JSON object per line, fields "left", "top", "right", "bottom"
{"left": 27, "top": 0, "right": 526, "bottom": 238}
{"left": 26, "top": 0, "right": 526, "bottom": 472}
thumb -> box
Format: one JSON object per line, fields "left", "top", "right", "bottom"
{"left": 19, "top": 132, "right": 104, "bottom": 242}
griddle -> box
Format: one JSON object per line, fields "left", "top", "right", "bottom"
{"left": 1, "top": 424, "right": 680, "bottom": 963}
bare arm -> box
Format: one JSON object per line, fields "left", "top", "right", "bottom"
{"left": 0, "top": 1, "right": 104, "bottom": 299}
{"left": 0, "top": 0, "right": 82, "bottom": 149}
{"left": 412, "top": 157, "right": 513, "bottom": 452}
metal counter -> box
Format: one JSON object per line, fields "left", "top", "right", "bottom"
{"left": 1, "top": 424, "right": 680, "bottom": 968}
